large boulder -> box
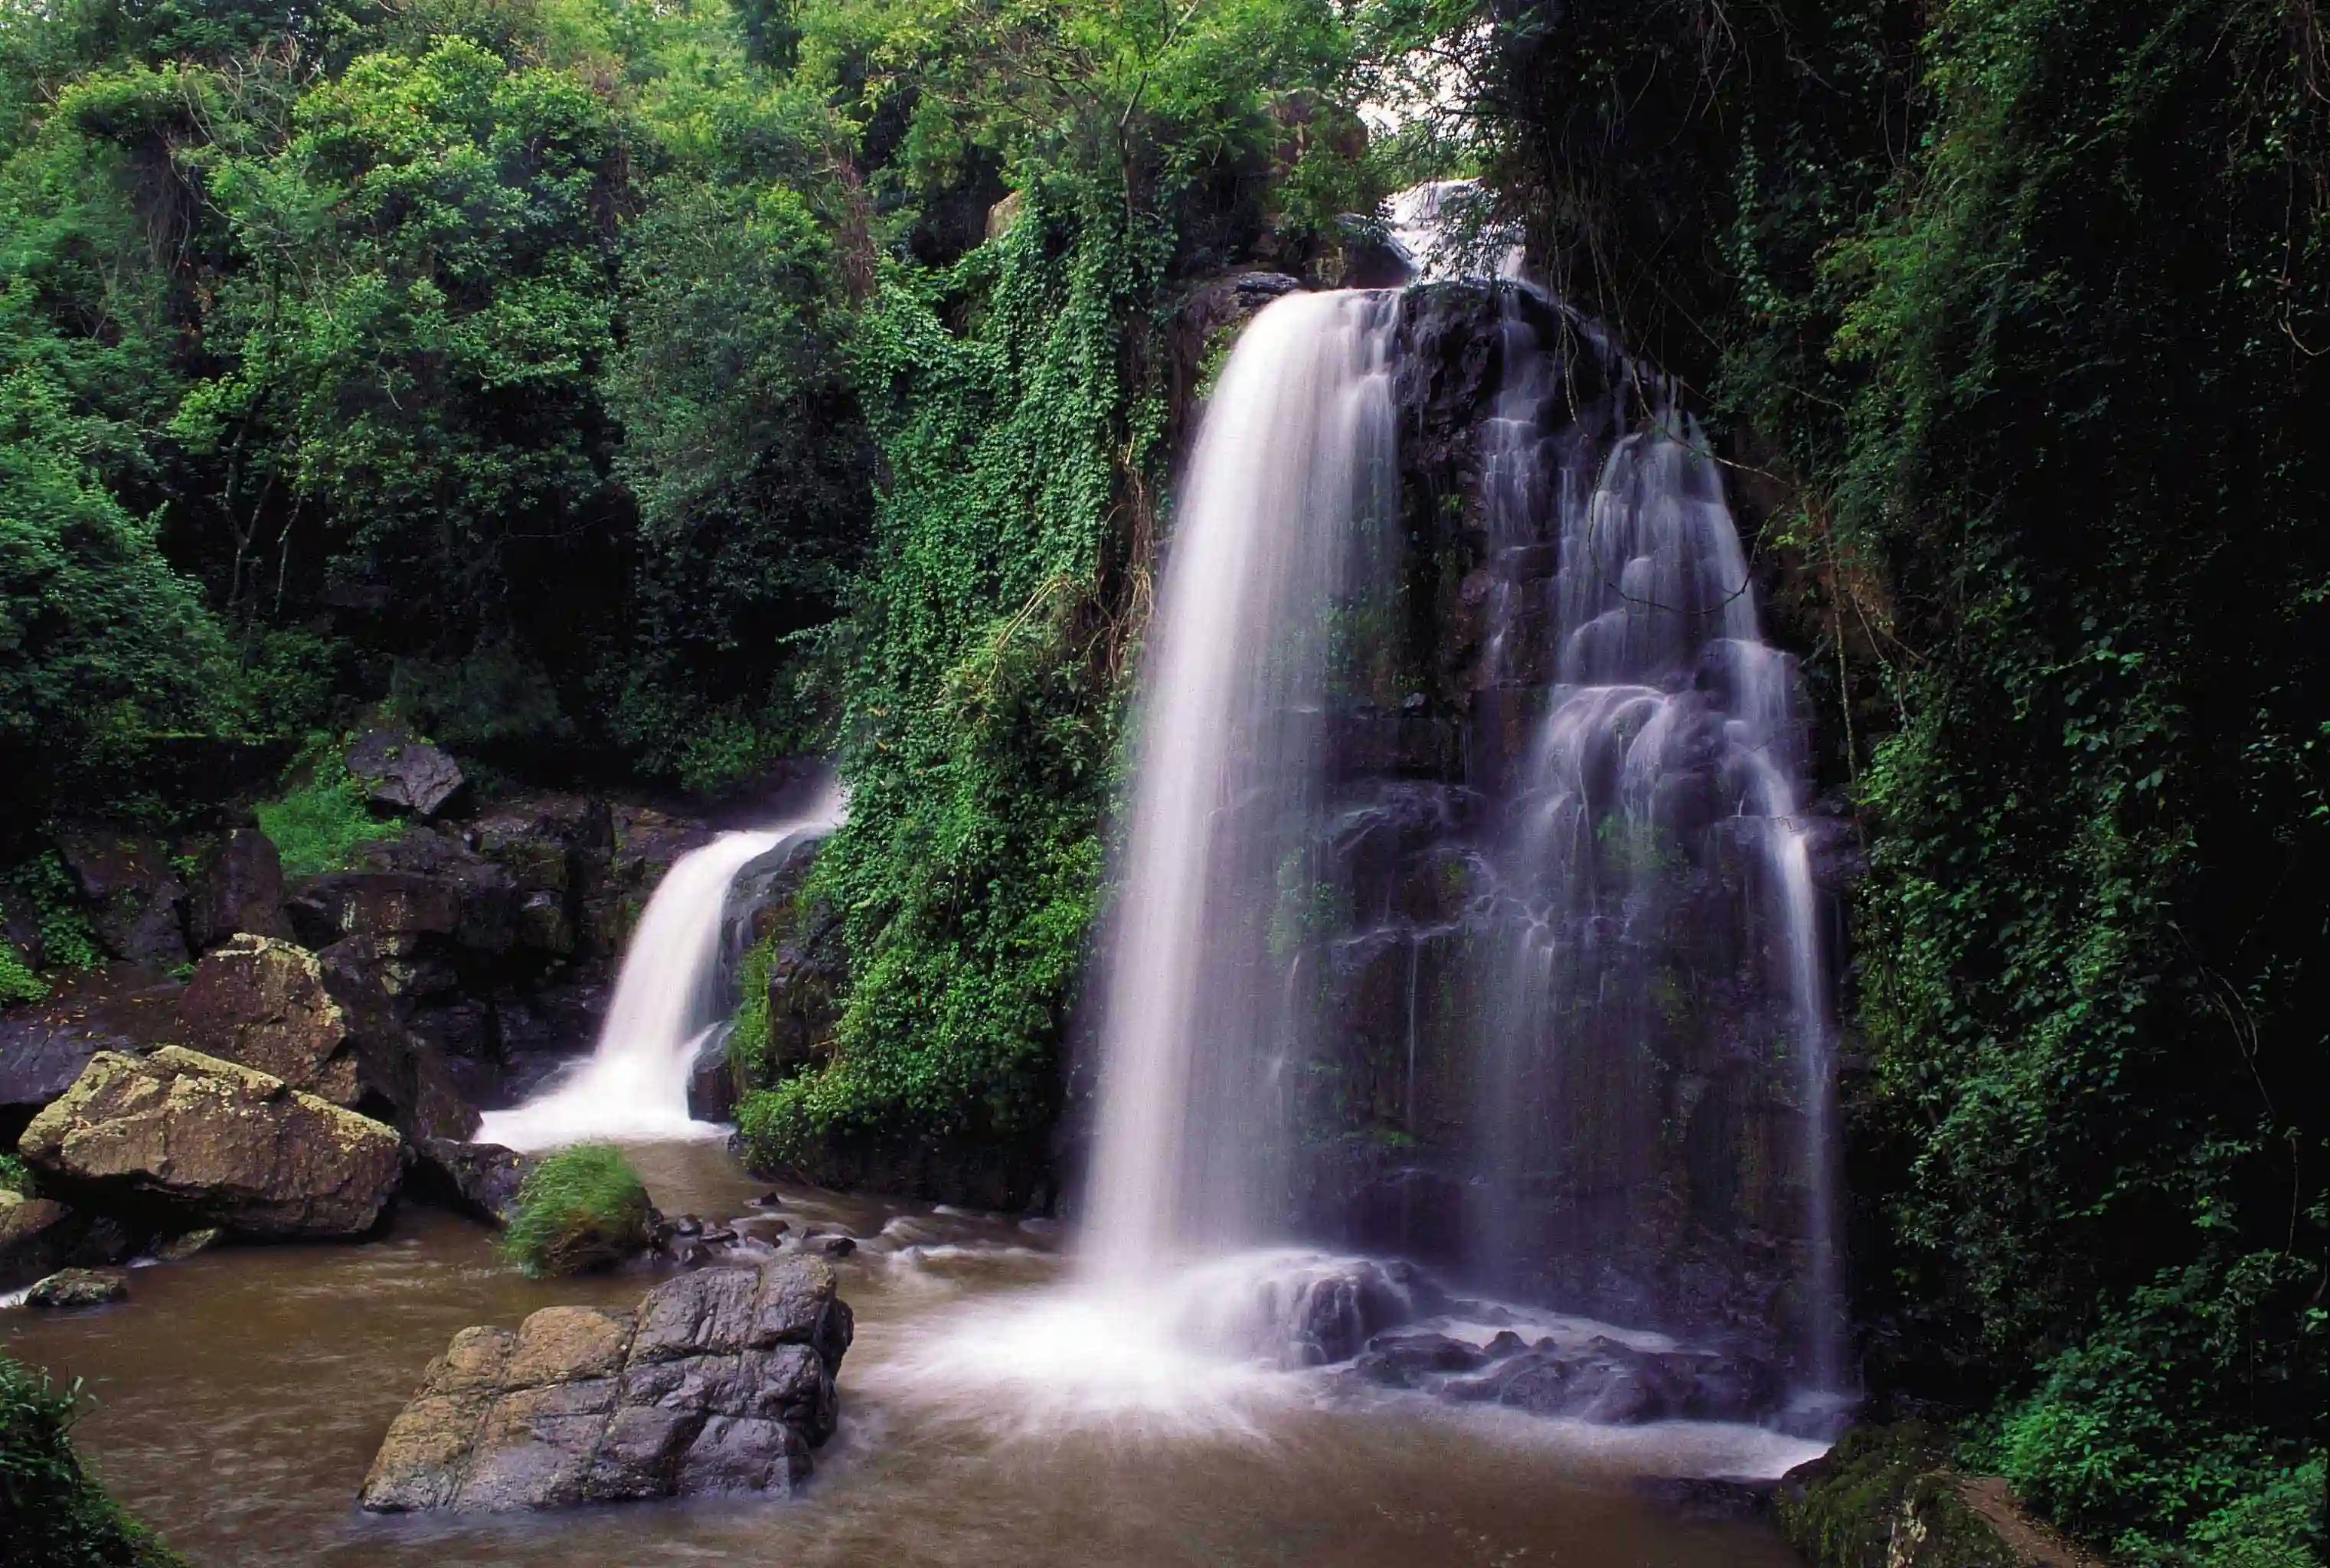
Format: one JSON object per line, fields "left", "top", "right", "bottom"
{"left": 347, "top": 727, "right": 466, "bottom": 819}
{"left": 185, "top": 828, "right": 292, "bottom": 951}
{"left": 52, "top": 827, "right": 189, "bottom": 969}
{"left": 361, "top": 1257, "right": 853, "bottom": 1513}
{"left": 175, "top": 934, "right": 479, "bottom": 1142}
{"left": 177, "top": 935, "right": 359, "bottom": 1103}
{"left": 18, "top": 1046, "right": 404, "bottom": 1238}
{"left": 1347, "top": 1328, "right": 1779, "bottom": 1426}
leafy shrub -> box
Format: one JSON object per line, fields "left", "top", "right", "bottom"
{"left": 0, "top": 1153, "right": 34, "bottom": 1197}
{"left": 498, "top": 1145, "right": 653, "bottom": 1279}
{"left": 0, "top": 1351, "right": 181, "bottom": 1566}
{"left": 253, "top": 734, "right": 400, "bottom": 880}
{"left": 7, "top": 853, "right": 102, "bottom": 972}
{"left": 0, "top": 942, "right": 42, "bottom": 1004}
{"left": 1989, "top": 1254, "right": 2326, "bottom": 1562}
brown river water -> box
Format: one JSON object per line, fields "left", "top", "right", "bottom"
{"left": 5, "top": 1142, "right": 1818, "bottom": 1566}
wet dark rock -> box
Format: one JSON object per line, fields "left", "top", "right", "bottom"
{"left": 411, "top": 1138, "right": 536, "bottom": 1227}
{"left": 0, "top": 981, "right": 179, "bottom": 1134}
{"left": 186, "top": 828, "right": 292, "bottom": 951}
{"left": 1347, "top": 1332, "right": 1489, "bottom": 1386}
{"left": 53, "top": 826, "right": 189, "bottom": 969}
{"left": 746, "top": 1191, "right": 784, "bottom": 1210}
{"left": 19, "top": 1046, "right": 404, "bottom": 1239}
{"left": 1283, "top": 1257, "right": 1441, "bottom": 1366}
{"left": 347, "top": 727, "right": 466, "bottom": 819}
{"left": 25, "top": 1266, "right": 128, "bottom": 1308}
{"left": 149, "top": 1226, "right": 222, "bottom": 1262}
{"left": 0, "top": 1194, "right": 129, "bottom": 1290}
{"left": 1434, "top": 1335, "right": 1779, "bottom": 1426}
{"left": 669, "top": 1215, "right": 704, "bottom": 1238}
{"left": 360, "top": 1257, "right": 852, "bottom": 1513}
{"left": 469, "top": 795, "right": 610, "bottom": 898}
{"left": 797, "top": 1233, "right": 855, "bottom": 1259}
{"left": 686, "top": 1047, "right": 737, "bottom": 1123}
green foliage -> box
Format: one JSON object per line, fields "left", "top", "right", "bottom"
{"left": 253, "top": 733, "right": 400, "bottom": 879}
{"left": 742, "top": 176, "right": 1165, "bottom": 1173}
{"left": 0, "top": 368, "right": 229, "bottom": 818}
{"left": 499, "top": 1144, "right": 655, "bottom": 1279}
{"left": 0, "top": 1152, "right": 34, "bottom": 1196}
{"left": 727, "top": 928, "right": 779, "bottom": 1088}
{"left": 8, "top": 852, "right": 103, "bottom": 972}
{"left": 0, "top": 942, "right": 43, "bottom": 1004}
{"left": 0, "top": 1351, "right": 181, "bottom": 1567}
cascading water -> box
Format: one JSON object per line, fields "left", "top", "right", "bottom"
{"left": 1466, "top": 395, "right": 1845, "bottom": 1393}
{"left": 479, "top": 786, "right": 841, "bottom": 1152}
{"left": 1083, "top": 289, "right": 1400, "bottom": 1286}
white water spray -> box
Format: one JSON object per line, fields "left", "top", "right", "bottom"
{"left": 479, "top": 787, "right": 841, "bottom": 1152}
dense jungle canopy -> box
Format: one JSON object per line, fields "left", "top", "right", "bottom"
{"left": 0, "top": 0, "right": 2323, "bottom": 1562}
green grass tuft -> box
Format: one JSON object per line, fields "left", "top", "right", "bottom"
{"left": 253, "top": 733, "right": 403, "bottom": 880}
{"left": 498, "top": 1145, "right": 654, "bottom": 1279}
{"left": 0, "top": 1153, "right": 34, "bottom": 1197}
{"left": 0, "top": 1351, "right": 182, "bottom": 1566}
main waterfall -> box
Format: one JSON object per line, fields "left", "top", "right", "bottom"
{"left": 1083, "top": 289, "right": 1398, "bottom": 1285}
{"left": 1080, "top": 251, "right": 1845, "bottom": 1397}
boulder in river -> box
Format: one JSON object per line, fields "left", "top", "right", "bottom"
{"left": 0, "top": 980, "right": 180, "bottom": 1135}
{"left": 360, "top": 1256, "right": 853, "bottom": 1513}
{"left": 410, "top": 1137, "right": 535, "bottom": 1227}
{"left": 18, "top": 1046, "right": 404, "bottom": 1238}
{"left": 25, "top": 1266, "right": 128, "bottom": 1308}
{"left": 1348, "top": 1327, "right": 1779, "bottom": 1425}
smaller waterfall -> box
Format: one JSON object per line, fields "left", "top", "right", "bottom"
{"left": 479, "top": 787, "right": 841, "bottom": 1152}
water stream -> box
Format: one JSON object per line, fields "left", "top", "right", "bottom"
{"left": 2, "top": 1144, "right": 1819, "bottom": 1566}
{"left": 479, "top": 786, "right": 841, "bottom": 1152}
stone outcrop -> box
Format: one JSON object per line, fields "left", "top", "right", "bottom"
{"left": 1778, "top": 1423, "right": 2104, "bottom": 1568}
{"left": 410, "top": 1138, "right": 535, "bottom": 1226}
{"left": 178, "top": 935, "right": 359, "bottom": 1102}
{"left": 52, "top": 827, "right": 189, "bottom": 969}
{"left": 0, "top": 979, "right": 180, "bottom": 1135}
{"left": 348, "top": 727, "right": 467, "bottom": 818}
{"left": 360, "top": 1257, "right": 853, "bottom": 1513}
{"left": 176, "top": 932, "right": 479, "bottom": 1142}
{"left": 185, "top": 827, "right": 292, "bottom": 950}
{"left": 18, "top": 1046, "right": 404, "bottom": 1238}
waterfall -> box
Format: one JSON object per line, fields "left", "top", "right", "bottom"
{"left": 479, "top": 786, "right": 841, "bottom": 1152}
{"left": 1467, "top": 397, "right": 1845, "bottom": 1391}
{"left": 1083, "top": 289, "right": 1399, "bottom": 1285}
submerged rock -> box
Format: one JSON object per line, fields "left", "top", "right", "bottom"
{"left": 1350, "top": 1326, "right": 1779, "bottom": 1426}
{"left": 25, "top": 1266, "right": 128, "bottom": 1308}
{"left": 360, "top": 1256, "right": 853, "bottom": 1513}
{"left": 18, "top": 1046, "right": 404, "bottom": 1238}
